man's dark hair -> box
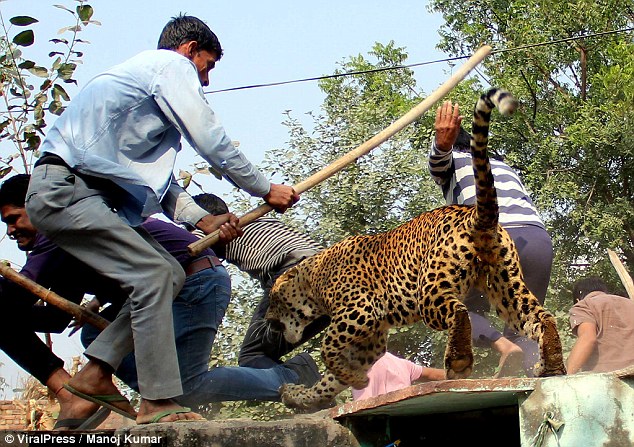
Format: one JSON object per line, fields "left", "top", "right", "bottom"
{"left": 572, "top": 276, "right": 610, "bottom": 305}
{"left": 453, "top": 127, "right": 472, "bottom": 152}
{"left": 193, "top": 193, "right": 230, "bottom": 216}
{"left": 0, "top": 174, "right": 30, "bottom": 208}
{"left": 157, "top": 14, "right": 223, "bottom": 59}
{"left": 453, "top": 126, "right": 505, "bottom": 162}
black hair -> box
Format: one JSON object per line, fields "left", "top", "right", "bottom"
{"left": 0, "top": 174, "right": 30, "bottom": 208}
{"left": 453, "top": 126, "right": 506, "bottom": 162}
{"left": 453, "top": 127, "right": 472, "bottom": 152}
{"left": 192, "top": 193, "right": 229, "bottom": 216}
{"left": 572, "top": 276, "right": 609, "bottom": 305}
{"left": 157, "top": 14, "right": 223, "bottom": 59}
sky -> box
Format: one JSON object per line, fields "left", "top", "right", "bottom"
{"left": 0, "top": 0, "right": 458, "bottom": 397}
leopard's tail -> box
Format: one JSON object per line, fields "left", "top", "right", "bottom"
{"left": 471, "top": 88, "right": 518, "bottom": 231}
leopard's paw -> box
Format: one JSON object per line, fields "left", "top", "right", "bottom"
{"left": 279, "top": 383, "right": 335, "bottom": 413}
{"left": 446, "top": 354, "right": 473, "bottom": 379}
{"left": 533, "top": 359, "right": 567, "bottom": 377}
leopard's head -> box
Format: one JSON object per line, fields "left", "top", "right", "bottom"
{"left": 265, "top": 257, "right": 322, "bottom": 345}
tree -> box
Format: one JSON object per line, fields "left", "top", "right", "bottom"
{"left": 256, "top": 3, "right": 634, "bottom": 377}
{"left": 261, "top": 41, "right": 445, "bottom": 246}
{"left": 428, "top": 0, "right": 634, "bottom": 305}
{"left": 0, "top": 1, "right": 99, "bottom": 176}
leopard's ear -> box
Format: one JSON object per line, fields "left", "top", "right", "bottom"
{"left": 271, "top": 265, "right": 302, "bottom": 295}
{"left": 279, "top": 256, "right": 315, "bottom": 282}
{"left": 275, "top": 265, "right": 300, "bottom": 287}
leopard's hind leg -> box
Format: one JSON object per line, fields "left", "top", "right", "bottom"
{"left": 485, "top": 260, "right": 566, "bottom": 377}
{"left": 420, "top": 294, "right": 473, "bottom": 379}
{"left": 280, "top": 324, "right": 388, "bottom": 412}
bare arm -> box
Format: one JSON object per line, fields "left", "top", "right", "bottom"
{"left": 412, "top": 367, "right": 446, "bottom": 383}
{"left": 566, "top": 322, "right": 598, "bottom": 374}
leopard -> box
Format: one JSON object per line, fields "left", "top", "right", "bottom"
{"left": 265, "top": 88, "right": 567, "bottom": 412}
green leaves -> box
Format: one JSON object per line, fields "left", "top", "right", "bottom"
{"left": 1, "top": 1, "right": 99, "bottom": 174}
{"left": 9, "top": 16, "right": 38, "bottom": 26}
{"left": 56, "top": 62, "right": 77, "bottom": 81}
{"left": 28, "top": 65, "right": 49, "bottom": 78}
{"left": 52, "top": 83, "right": 70, "bottom": 101}
{"left": 77, "top": 5, "right": 93, "bottom": 23}
{"left": 10, "top": 15, "right": 38, "bottom": 47}
{"left": 12, "top": 30, "right": 34, "bottom": 47}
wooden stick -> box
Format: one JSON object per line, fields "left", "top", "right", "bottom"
{"left": 188, "top": 45, "right": 493, "bottom": 256}
{"left": 608, "top": 249, "right": 634, "bottom": 299}
{"left": 0, "top": 262, "right": 110, "bottom": 330}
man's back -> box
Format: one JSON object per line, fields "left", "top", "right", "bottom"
{"left": 351, "top": 353, "right": 422, "bottom": 400}
{"left": 569, "top": 291, "right": 634, "bottom": 372}
{"left": 224, "top": 217, "right": 323, "bottom": 285}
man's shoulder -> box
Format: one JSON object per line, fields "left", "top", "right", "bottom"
{"left": 587, "top": 292, "right": 634, "bottom": 307}
{"left": 110, "top": 49, "right": 190, "bottom": 75}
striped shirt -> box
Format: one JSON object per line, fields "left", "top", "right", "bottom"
{"left": 219, "top": 217, "right": 323, "bottom": 285}
{"left": 428, "top": 142, "right": 545, "bottom": 229}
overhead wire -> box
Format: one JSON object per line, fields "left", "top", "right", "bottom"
{"left": 204, "top": 26, "right": 634, "bottom": 95}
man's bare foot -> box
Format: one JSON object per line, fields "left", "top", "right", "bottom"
{"left": 46, "top": 368, "right": 101, "bottom": 430}
{"left": 64, "top": 360, "right": 136, "bottom": 418}
{"left": 137, "top": 399, "right": 205, "bottom": 424}
{"left": 492, "top": 337, "right": 524, "bottom": 378}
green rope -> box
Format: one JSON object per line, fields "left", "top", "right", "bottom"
{"left": 531, "top": 411, "right": 564, "bottom": 447}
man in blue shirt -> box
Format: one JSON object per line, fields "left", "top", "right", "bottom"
{"left": 24, "top": 15, "right": 298, "bottom": 424}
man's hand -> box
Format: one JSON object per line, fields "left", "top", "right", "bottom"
{"left": 264, "top": 183, "right": 300, "bottom": 213}
{"left": 68, "top": 298, "right": 101, "bottom": 336}
{"left": 195, "top": 213, "right": 243, "bottom": 244}
{"left": 434, "top": 100, "right": 463, "bottom": 152}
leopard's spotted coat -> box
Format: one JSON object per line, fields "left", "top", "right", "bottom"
{"left": 265, "top": 88, "right": 566, "bottom": 412}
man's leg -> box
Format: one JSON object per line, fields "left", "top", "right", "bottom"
{"left": 172, "top": 264, "right": 231, "bottom": 396}
{"left": 469, "top": 311, "right": 503, "bottom": 348}
{"left": 238, "top": 289, "right": 283, "bottom": 368}
{"left": 168, "top": 264, "right": 320, "bottom": 405}
{"left": 26, "top": 165, "right": 200, "bottom": 422}
{"left": 176, "top": 364, "right": 301, "bottom": 407}
{"left": 469, "top": 311, "right": 523, "bottom": 377}
{"left": 80, "top": 305, "right": 140, "bottom": 392}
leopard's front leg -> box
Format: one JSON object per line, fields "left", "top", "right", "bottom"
{"left": 280, "top": 373, "right": 345, "bottom": 413}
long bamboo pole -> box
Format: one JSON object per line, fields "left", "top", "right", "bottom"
{"left": 0, "top": 262, "right": 110, "bottom": 330}
{"left": 608, "top": 249, "right": 634, "bottom": 299}
{"left": 188, "top": 45, "right": 493, "bottom": 256}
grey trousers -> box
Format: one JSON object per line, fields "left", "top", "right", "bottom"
{"left": 26, "top": 164, "right": 185, "bottom": 399}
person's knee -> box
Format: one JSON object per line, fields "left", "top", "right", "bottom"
{"left": 172, "top": 264, "right": 186, "bottom": 293}
{"left": 149, "top": 256, "right": 185, "bottom": 296}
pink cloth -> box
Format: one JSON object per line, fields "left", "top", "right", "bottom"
{"left": 351, "top": 352, "right": 423, "bottom": 400}
{"left": 569, "top": 291, "right": 634, "bottom": 372}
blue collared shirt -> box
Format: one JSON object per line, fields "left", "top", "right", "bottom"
{"left": 39, "top": 49, "right": 271, "bottom": 226}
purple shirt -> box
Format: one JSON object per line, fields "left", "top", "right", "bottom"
{"left": 3, "top": 219, "right": 217, "bottom": 332}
